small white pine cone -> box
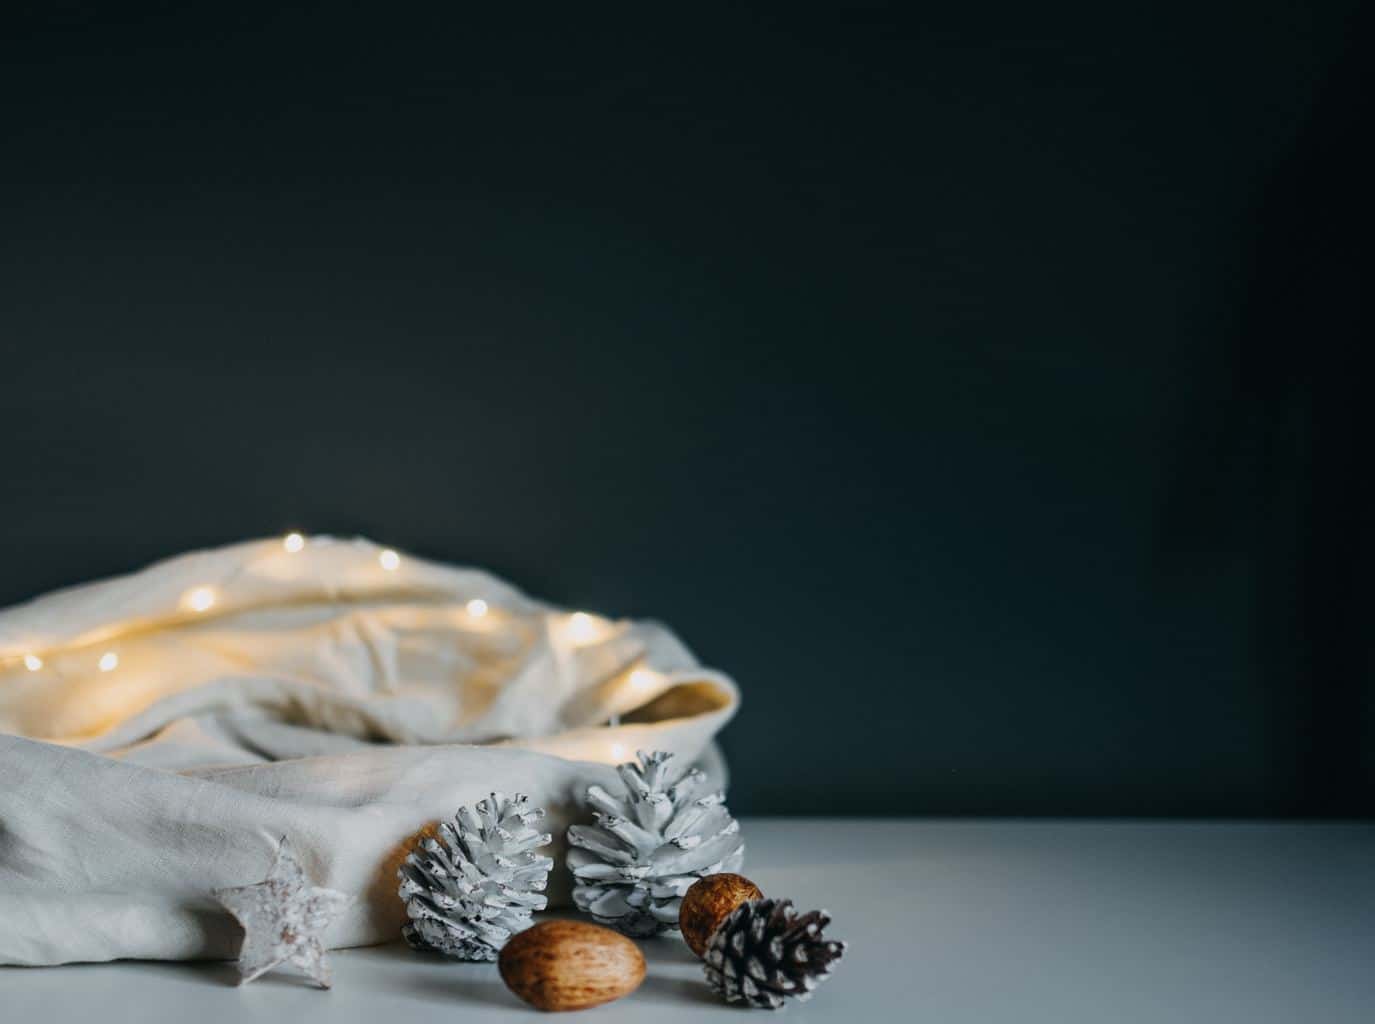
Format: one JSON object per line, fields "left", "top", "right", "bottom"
{"left": 567, "top": 750, "right": 744, "bottom": 937}
{"left": 398, "top": 792, "right": 553, "bottom": 961}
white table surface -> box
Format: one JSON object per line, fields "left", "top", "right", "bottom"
{"left": 4, "top": 819, "right": 1373, "bottom": 1022}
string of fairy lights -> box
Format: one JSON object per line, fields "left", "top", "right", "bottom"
{"left": 3, "top": 534, "right": 667, "bottom": 739}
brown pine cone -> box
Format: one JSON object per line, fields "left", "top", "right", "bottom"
{"left": 703, "top": 897, "right": 846, "bottom": 1009}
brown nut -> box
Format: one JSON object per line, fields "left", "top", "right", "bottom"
{"left": 678, "top": 873, "right": 764, "bottom": 958}
{"left": 498, "top": 920, "right": 646, "bottom": 1012}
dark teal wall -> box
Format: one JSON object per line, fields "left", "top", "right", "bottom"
{"left": 2, "top": 4, "right": 1369, "bottom": 814}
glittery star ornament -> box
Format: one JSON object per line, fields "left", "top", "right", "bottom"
{"left": 212, "top": 836, "right": 351, "bottom": 988}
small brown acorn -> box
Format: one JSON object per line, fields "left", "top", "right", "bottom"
{"left": 678, "top": 873, "right": 765, "bottom": 958}
{"left": 498, "top": 920, "right": 646, "bottom": 1012}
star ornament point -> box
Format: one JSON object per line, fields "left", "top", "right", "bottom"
{"left": 213, "top": 836, "right": 350, "bottom": 988}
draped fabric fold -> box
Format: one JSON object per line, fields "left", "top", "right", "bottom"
{"left": 0, "top": 538, "right": 738, "bottom": 966}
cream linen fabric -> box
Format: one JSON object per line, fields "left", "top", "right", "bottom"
{"left": 0, "top": 537, "right": 738, "bottom": 966}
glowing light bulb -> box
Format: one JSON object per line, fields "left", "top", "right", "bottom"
{"left": 568, "top": 612, "right": 597, "bottom": 645}
{"left": 283, "top": 532, "right": 305, "bottom": 553}
{"left": 609, "top": 743, "right": 628, "bottom": 761}
{"left": 23, "top": 654, "right": 43, "bottom": 672}
{"left": 628, "top": 668, "right": 657, "bottom": 689}
{"left": 183, "top": 586, "right": 216, "bottom": 613}
{"left": 98, "top": 652, "right": 119, "bottom": 673}
{"left": 379, "top": 549, "right": 401, "bottom": 571}
{"left": 466, "top": 598, "right": 489, "bottom": 619}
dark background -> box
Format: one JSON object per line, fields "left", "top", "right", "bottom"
{"left": 2, "top": 4, "right": 1370, "bottom": 816}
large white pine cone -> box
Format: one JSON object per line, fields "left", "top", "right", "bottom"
{"left": 398, "top": 792, "right": 553, "bottom": 961}
{"left": 567, "top": 750, "right": 744, "bottom": 937}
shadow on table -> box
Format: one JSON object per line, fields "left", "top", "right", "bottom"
{"left": 403, "top": 972, "right": 512, "bottom": 1009}
{"left": 638, "top": 972, "right": 723, "bottom": 1008}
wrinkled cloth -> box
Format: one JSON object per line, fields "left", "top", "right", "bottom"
{"left": 0, "top": 537, "right": 738, "bottom": 966}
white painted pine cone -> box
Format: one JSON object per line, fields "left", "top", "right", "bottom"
{"left": 398, "top": 793, "right": 552, "bottom": 960}
{"left": 567, "top": 750, "right": 744, "bottom": 937}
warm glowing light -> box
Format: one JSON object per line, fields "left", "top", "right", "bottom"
{"left": 183, "top": 586, "right": 216, "bottom": 613}
{"left": 609, "top": 743, "right": 628, "bottom": 761}
{"left": 466, "top": 598, "right": 489, "bottom": 619}
{"left": 283, "top": 532, "right": 305, "bottom": 553}
{"left": 568, "top": 612, "right": 598, "bottom": 644}
{"left": 379, "top": 549, "right": 401, "bottom": 571}
{"left": 23, "top": 654, "right": 43, "bottom": 672}
{"left": 98, "top": 652, "right": 119, "bottom": 672}
{"left": 628, "top": 668, "right": 657, "bottom": 689}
